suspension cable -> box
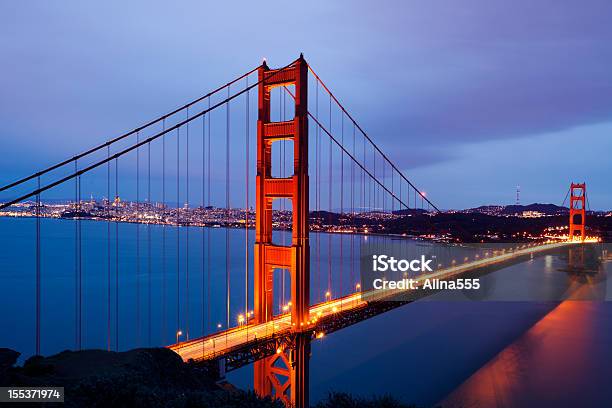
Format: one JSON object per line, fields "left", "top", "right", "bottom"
{"left": 307, "top": 65, "right": 440, "bottom": 212}
{"left": 0, "top": 66, "right": 261, "bottom": 193}
{"left": 309, "top": 113, "right": 413, "bottom": 210}
{"left": 0, "top": 59, "right": 300, "bottom": 210}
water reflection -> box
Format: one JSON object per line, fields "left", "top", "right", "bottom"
{"left": 242, "top": 244, "right": 612, "bottom": 407}
{"left": 440, "top": 301, "right": 612, "bottom": 407}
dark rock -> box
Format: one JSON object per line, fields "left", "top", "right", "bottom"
{"left": 0, "top": 348, "right": 20, "bottom": 384}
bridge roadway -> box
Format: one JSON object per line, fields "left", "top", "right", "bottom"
{"left": 169, "top": 241, "right": 577, "bottom": 363}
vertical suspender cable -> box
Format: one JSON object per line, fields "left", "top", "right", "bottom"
{"left": 361, "top": 137, "right": 367, "bottom": 217}
{"left": 351, "top": 123, "right": 355, "bottom": 290}
{"left": 186, "top": 107, "right": 190, "bottom": 340}
{"left": 136, "top": 131, "right": 140, "bottom": 346}
{"left": 201, "top": 112, "right": 206, "bottom": 355}
{"left": 74, "top": 159, "right": 82, "bottom": 350}
{"left": 36, "top": 176, "right": 41, "bottom": 355}
{"left": 245, "top": 77, "right": 250, "bottom": 334}
{"left": 383, "top": 160, "right": 386, "bottom": 213}
{"left": 407, "top": 179, "right": 410, "bottom": 210}
{"left": 115, "top": 158, "right": 119, "bottom": 350}
{"left": 328, "top": 95, "right": 332, "bottom": 297}
{"left": 226, "top": 86, "right": 231, "bottom": 340}
{"left": 176, "top": 127, "right": 180, "bottom": 339}
{"left": 162, "top": 119, "right": 167, "bottom": 344}
{"left": 107, "top": 146, "right": 111, "bottom": 351}
{"left": 147, "top": 136, "right": 152, "bottom": 346}
{"left": 74, "top": 160, "right": 78, "bottom": 349}
{"left": 315, "top": 80, "right": 320, "bottom": 302}
{"left": 372, "top": 151, "right": 375, "bottom": 211}
{"left": 78, "top": 173, "right": 82, "bottom": 348}
{"left": 340, "top": 112, "right": 344, "bottom": 301}
{"left": 362, "top": 133, "right": 365, "bottom": 220}
{"left": 399, "top": 172, "right": 402, "bottom": 211}
{"left": 391, "top": 168, "right": 394, "bottom": 213}
{"left": 207, "top": 97, "right": 211, "bottom": 334}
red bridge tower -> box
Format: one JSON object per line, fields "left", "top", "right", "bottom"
{"left": 569, "top": 183, "right": 586, "bottom": 241}
{"left": 253, "top": 55, "right": 310, "bottom": 407}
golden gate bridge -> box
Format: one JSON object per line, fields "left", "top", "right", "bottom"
{"left": 0, "top": 55, "right": 592, "bottom": 407}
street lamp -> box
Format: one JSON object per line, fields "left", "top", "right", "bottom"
{"left": 176, "top": 330, "right": 183, "bottom": 346}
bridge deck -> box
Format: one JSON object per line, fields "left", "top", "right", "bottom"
{"left": 169, "top": 241, "right": 577, "bottom": 362}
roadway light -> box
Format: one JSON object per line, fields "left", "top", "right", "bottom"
{"left": 176, "top": 330, "right": 183, "bottom": 345}
{"left": 355, "top": 283, "right": 361, "bottom": 290}
{"left": 238, "top": 314, "right": 245, "bottom": 325}
{"left": 325, "top": 291, "right": 331, "bottom": 299}
{"left": 217, "top": 323, "right": 222, "bottom": 329}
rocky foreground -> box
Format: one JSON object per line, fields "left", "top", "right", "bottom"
{"left": 0, "top": 347, "right": 419, "bottom": 407}
{"left": 0, "top": 347, "right": 282, "bottom": 407}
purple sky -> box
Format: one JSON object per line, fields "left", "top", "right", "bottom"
{"left": 1, "top": 1, "right": 611, "bottom": 209}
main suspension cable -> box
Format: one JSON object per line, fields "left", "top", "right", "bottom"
{"left": 1, "top": 59, "right": 300, "bottom": 210}
{"left": 307, "top": 65, "right": 440, "bottom": 212}
{"left": 0, "top": 66, "right": 261, "bottom": 193}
